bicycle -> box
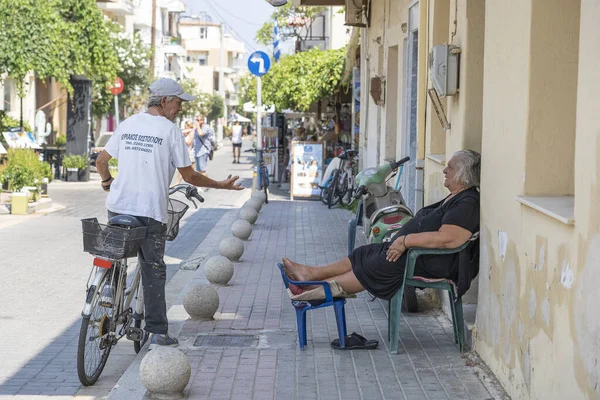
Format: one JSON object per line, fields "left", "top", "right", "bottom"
{"left": 245, "top": 146, "right": 277, "bottom": 204}
{"left": 76, "top": 184, "right": 204, "bottom": 386}
{"left": 327, "top": 150, "right": 358, "bottom": 209}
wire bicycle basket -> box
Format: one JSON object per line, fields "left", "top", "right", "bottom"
{"left": 166, "top": 198, "right": 189, "bottom": 241}
{"left": 81, "top": 218, "right": 147, "bottom": 259}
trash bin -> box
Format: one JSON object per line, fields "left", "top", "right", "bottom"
{"left": 11, "top": 192, "right": 29, "bottom": 215}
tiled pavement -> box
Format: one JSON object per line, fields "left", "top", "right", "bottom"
{"left": 111, "top": 192, "right": 505, "bottom": 399}
{"left": 0, "top": 140, "right": 254, "bottom": 399}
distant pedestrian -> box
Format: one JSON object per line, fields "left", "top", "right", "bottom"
{"left": 247, "top": 123, "right": 252, "bottom": 137}
{"left": 194, "top": 114, "right": 215, "bottom": 176}
{"left": 231, "top": 121, "right": 243, "bottom": 163}
{"left": 174, "top": 120, "right": 195, "bottom": 185}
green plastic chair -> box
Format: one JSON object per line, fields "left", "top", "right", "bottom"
{"left": 388, "top": 235, "right": 478, "bottom": 355}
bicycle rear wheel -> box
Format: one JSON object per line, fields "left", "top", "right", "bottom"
{"left": 77, "top": 271, "right": 114, "bottom": 386}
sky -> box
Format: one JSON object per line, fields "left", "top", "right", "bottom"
{"left": 182, "top": 0, "right": 280, "bottom": 54}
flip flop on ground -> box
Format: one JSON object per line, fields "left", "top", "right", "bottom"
{"left": 331, "top": 332, "right": 379, "bottom": 350}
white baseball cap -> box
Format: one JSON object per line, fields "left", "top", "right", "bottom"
{"left": 148, "top": 78, "right": 195, "bottom": 101}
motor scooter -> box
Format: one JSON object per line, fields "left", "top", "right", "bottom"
{"left": 347, "top": 156, "right": 419, "bottom": 312}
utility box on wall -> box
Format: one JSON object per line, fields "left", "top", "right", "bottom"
{"left": 429, "top": 44, "right": 460, "bottom": 97}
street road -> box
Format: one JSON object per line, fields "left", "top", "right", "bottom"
{"left": 0, "top": 139, "right": 253, "bottom": 398}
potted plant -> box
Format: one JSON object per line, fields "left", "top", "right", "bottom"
{"left": 62, "top": 155, "right": 84, "bottom": 182}
{"left": 55, "top": 135, "right": 67, "bottom": 148}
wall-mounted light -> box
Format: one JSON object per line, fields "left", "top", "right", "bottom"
{"left": 266, "top": 0, "right": 287, "bottom": 6}
{"left": 326, "top": 101, "right": 334, "bottom": 114}
{"left": 401, "top": 23, "right": 407, "bottom": 33}
{"left": 342, "top": 103, "right": 350, "bottom": 116}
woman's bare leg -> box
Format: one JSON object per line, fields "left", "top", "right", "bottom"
{"left": 332, "top": 270, "right": 365, "bottom": 294}
{"left": 282, "top": 257, "right": 352, "bottom": 282}
{"left": 288, "top": 270, "right": 364, "bottom": 296}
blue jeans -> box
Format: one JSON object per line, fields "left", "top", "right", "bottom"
{"left": 195, "top": 154, "right": 209, "bottom": 172}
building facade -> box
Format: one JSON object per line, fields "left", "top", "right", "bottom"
{"left": 294, "top": 0, "right": 599, "bottom": 398}
{"left": 179, "top": 14, "right": 247, "bottom": 114}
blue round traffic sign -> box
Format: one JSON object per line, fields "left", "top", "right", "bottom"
{"left": 247, "top": 51, "right": 271, "bottom": 77}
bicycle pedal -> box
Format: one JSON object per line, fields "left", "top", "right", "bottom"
{"left": 126, "top": 327, "right": 144, "bottom": 342}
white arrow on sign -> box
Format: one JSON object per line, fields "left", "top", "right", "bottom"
{"left": 250, "top": 55, "right": 266, "bottom": 74}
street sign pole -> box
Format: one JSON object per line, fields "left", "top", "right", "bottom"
{"left": 247, "top": 50, "right": 270, "bottom": 192}
{"left": 254, "top": 76, "right": 262, "bottom": 191}
{"left": 109, "top": 77, "right": 124, "bottom": 128}
{"left": 114, "top": 95, "right": 120, "bottom": 127}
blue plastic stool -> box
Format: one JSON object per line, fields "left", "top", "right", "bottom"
{"left": 276, "top": 263, "right": 347, "bottom": 350}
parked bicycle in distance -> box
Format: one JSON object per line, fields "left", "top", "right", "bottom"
{"left": 245, "top": 145, "right": 277, "bottom": 204}
{"left": 76, "top": 184, "right": 203, "bottom": 386}
{"left": 324, "top": 149, "right": 358, "bottom": 209}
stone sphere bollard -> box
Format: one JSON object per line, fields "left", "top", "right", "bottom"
{"left": 183, "top": 283, "right": 219, "bottom": 320}
{"left": 219, "top": 236, "right": 244, "bottom": 261}
{"left": 140, "top": 347, "right": 191, "bottom": 399}
{"left": 204, "top": 256, "right": 234, "bottom": 285}
{"left": 251, "top": 191, "right": 267, "bottom": 203}
{"left": 245, "top": 198, "right": 263, "bottom": 212}
{"left": 231, "top": 219, "right": 252, "bottom": 240}
{"left": 239, "top": 207, "right": 258, "bottom": 225}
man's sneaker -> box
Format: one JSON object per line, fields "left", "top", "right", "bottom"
{"left": 149, "top": 333, "right": 179, "bottom": 349}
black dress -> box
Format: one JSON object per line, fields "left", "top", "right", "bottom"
{"left": 350, "top": 188, "right": 480, "bottom": 300}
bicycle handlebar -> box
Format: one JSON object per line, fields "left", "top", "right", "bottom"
{"left": 391, "top": 156, "right": 410, "bottom": 170}
{"left": 169, "top": 184, "right": 205, "bottom": 203}
{"left": 244, "top": 147, "right": 278, "bottom": 153}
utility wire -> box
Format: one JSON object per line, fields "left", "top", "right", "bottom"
{"left": 204, "top": 0, "right": 258, "bottom": 51}
{"left": 208, "top": 0, "right": 263, "bottom": 27}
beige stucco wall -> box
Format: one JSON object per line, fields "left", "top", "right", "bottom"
{"left": 475, "top": 0, "right": 599, "bottom": 398}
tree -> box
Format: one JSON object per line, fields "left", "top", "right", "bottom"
{"left": 0, "top": 0, "right": 119, "bottom": 94}
{"left": 255, "top": 3, "right": 326, "bottom": 48}
{"left": 239, "top": 48, "right": 346, "bottom": 112}
{"left": 92, "top": 22, "right": 152, "bottom": 118}
{"left": 178, "top": 78, "right": 225, "bottom": 124}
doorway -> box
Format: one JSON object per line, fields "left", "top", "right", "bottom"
{"left": 401, "top": 2, "right": 419, "bottom": 212}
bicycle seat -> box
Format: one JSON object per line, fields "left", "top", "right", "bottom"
{"left": 339, "top": 150, "right": 357, "bottom": 160}
{"left": 108, "top": 215, "right": 144, "bottom": 229}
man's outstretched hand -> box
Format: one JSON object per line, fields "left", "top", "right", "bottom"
{"left": 219, "top": 174, "right": 244, "bottom": 191}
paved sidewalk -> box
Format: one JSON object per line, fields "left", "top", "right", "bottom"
{"left": 109, "top": 192, "right": 506, "bottom": 400}
{"left": 0, "top": 139, "right": 253, "bottom": 399}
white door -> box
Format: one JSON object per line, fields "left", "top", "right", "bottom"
{"left": 401, "top": 2, "right": 419, "bottom": 212}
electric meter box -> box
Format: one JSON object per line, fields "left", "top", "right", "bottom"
{"left": 429, "top": 44, "right": 460, "bottom": 97}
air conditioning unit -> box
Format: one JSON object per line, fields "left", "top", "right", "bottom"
{"left": 429, "top": 44, "right": 460, "bottom": 97}
{"left": 345, "top": 0, "right": 367, "bottom": 27}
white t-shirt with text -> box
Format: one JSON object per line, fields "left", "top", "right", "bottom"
{"left": 104, "top": 113, "right": 191, "bottom": 223}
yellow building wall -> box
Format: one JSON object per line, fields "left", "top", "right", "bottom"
{"left": 475, "top": 0, "right": 599, "bottom": 398}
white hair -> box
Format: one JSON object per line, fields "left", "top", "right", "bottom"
{"left": 453, "top": 149, "right": 481, "bottom": 188}
{"left": 147, "top": 95, "right": 176, "bottom": 108}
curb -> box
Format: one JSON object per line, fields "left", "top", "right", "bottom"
{"left": 107, "top": 190, "right": 252, "bottom": 400}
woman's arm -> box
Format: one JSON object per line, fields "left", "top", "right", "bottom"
{"left": 386, "top": 225, "right": 473, "bottom": 263}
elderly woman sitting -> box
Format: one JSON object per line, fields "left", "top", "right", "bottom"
{"left": 283, "top": 149, "right": 481, "bottom": 300}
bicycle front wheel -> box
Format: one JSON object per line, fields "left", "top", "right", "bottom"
{"left": 77, "top": 272, "right": 114, "bottom": 386}
{"left": 327, "top": 170, "right": 341, "bottom": 209}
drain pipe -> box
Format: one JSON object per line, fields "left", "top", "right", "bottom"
{"left": 415, "top": 158, "right": 424, "bottom": 212}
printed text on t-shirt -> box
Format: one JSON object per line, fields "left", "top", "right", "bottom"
{"left": 121, "top": 133, "right": 164, "bottom": 154}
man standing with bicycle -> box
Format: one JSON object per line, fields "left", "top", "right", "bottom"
{"left": 96, "top": 78, "right": 243, "bottom": 348}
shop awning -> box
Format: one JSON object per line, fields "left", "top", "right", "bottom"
{"left": 0, "top": 142, "right": 6, "bottom": 154}
{"left": 342, "top": 27, "right": 360, "bottom": 85}
{"left": 229, "top": 113, "right": 251, "bottom": 123}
